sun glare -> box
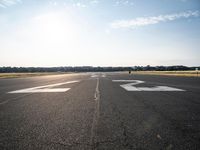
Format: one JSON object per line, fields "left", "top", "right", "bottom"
{"left": 32, "top": 11, "right": 77, "bottom": 44}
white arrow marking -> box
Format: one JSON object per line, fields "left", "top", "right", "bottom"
{"left": 8, "top": 80, "right": 80, "bottom": 93}
{"left": 113, "top": 80, "right": 185, "bottom": 91}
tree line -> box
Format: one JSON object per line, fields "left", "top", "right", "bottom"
{"left": 0, "top": 65, "right": 199, "bottom": 73}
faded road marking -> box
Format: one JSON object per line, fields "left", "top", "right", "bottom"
{"left": 91, "top": 75, "right": 99, "bottom": 78}
{"left": 91, "top": 73, "right": 106, "bottom": 78}
{"left": 101, "top": 74, "right": 106, "bottom": 77}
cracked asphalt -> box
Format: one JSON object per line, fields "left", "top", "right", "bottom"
{"left": 0, "top": 72, "right": 200, "bottom": 149}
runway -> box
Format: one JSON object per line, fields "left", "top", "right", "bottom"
{"left": 0, "top": 72, "right": 200, "bottom": 149}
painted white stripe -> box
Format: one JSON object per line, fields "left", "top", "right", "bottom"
{"left": 91, "top": 75, "right": 98, "bottom": 78}
{"left": 113, "top": 80, "right": 142, "bottom": 82}
{"left": 137, "top": 86, "right": 185, "bottom": 91}
{"left": 8, "top": 80, "right": 80, "bottom": 93}
{"left": 101, "top": 74, "right": 106, "bottom": 77}
{"left": 9, "top": 88, "right": 71, "bottom": 93}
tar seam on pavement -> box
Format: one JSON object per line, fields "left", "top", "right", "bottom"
{"left": 90, "top": 78, "right": 100, "bottom": 149}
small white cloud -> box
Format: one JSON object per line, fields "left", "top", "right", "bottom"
{"left": 115, "top": 0, "right": 134, "bottom": 6}
{"left": 48, "top": 0, "right": 99, "bottom": 8}
{"left": 90, "top": 0, "right": 99, "bottom": 5}
{"left": 110, "top": 10, "right": 199, "bottom": 29}
{"left": 49, "top": 1, "right": 58, "bottom": 6}
{"left": 0, "top": 0, "right": 21, "bottom": 8}
{"left": 53, "top": 1, "right": 57, "bottom": 6}
{"left": 73, "top": 2, "right": 87, "bottom": 8}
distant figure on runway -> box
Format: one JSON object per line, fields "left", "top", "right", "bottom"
{"left": 129, "top": 70, "right": 131, "bottom": 74}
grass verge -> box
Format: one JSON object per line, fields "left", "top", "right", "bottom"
{"left": 0, "top": 72, "right": 72, "bottom": 79}
{"left": 132, "top": 71, "right": 199, "bottom": 77}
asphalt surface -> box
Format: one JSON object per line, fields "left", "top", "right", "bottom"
{"left": 0, "top": 72, "right": 200, "bottom": 150}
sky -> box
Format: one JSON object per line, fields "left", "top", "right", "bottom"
{"left": 0, "top": 0, "right": 199, "bottom": 67}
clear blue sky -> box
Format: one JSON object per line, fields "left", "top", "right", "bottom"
{"left": 0, "top": 0, "right": 200, "bottom": 67}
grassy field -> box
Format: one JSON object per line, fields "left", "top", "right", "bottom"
{"left": 132, "top": 71, "right": 199, "bottom": 77}
{"left": 0, "top": 72, "right": 72, "bottom": 79}
{"left": 0, "top": 71, "right": 199, "bottom": 78}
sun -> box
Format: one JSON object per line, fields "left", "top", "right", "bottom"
{"left": 32, "top": 11, "right": 77, "bottom": 44}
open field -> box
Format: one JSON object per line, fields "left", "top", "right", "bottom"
{"left": 0, "top": 72, "right": 73, "bottom": 79}
{"left": 132, "top": 70, "right": 199, "bottom": 77}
